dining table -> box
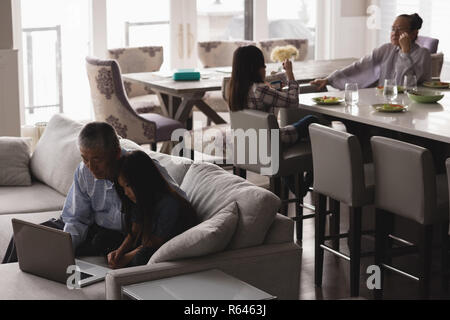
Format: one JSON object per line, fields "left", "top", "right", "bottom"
{"left": 297, "top": 85, "right": 450, "bottom": 170}
{"left": 123, "top": 57, "right": 358, "bottom": 127}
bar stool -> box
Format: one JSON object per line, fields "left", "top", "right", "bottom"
{"left": 230, "top": 109, "right": 314, "bottom": 243}
{"left": 371, "top": 136, "right": 449, "bottom": 299}
{"left": 441, "top": 158, "right": 450, "bottom": 292}
{"left": 309, "top": 124, "right": 374, "bottom": 297}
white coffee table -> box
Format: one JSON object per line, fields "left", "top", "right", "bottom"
{"left": 121, "top": 269, "right": 276, "bottom": 300}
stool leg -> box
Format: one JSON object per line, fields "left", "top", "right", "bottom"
{"left": 329, "top": 199, "right": 340, "bottom": 251}
{"left": 442, "top": 221, "right": 449, "bottom": 293}
{"left": 418, "top": 224, "right": 433, "bottom": 299}
{"left": 314, "top": 193, "right": 327, "bottom": 287}
{"left": 349, "top": 207, "right": 362, "bottom": 297}
{"left": 280, "top": 178, "right": 289, "bottom": 216}
{"left": 295, "top": 174, "right": 304, "bottom": 242}
{"left": 269, "top": 177, "right": 281, "bottom": 198}
{"left": 233, "top": 167, "right": 247, "bottom": 179}
{"left": 374, "top": 209, "right": 386, "bottom": 300}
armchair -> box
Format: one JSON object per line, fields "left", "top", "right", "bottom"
{"left": 107, "top": 46, "right": 164, "bottom": 114}
{"left": 85, "top": 56, "right": 184, "bottom": 151}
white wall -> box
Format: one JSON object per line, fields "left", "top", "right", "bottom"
{"left": 0, "top": 0, "right": 23, "bottom": 137}
{"left": 316, "top": 0, "right": 374, "bottom": 60}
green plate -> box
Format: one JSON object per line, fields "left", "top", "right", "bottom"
{"left": 312, "top": 96, "right": 344, "bottom": 105}
{"left": 372, "top": 103, "right": 407, "bottom": 113}
{"left": 423, "top": 81, "right": 449, "bottom": 89}
{"left": 376, "top": 85, "right": 405, "bottom": 93}
{"left": 407, "top": 91, "right": 444, "bottom": 103}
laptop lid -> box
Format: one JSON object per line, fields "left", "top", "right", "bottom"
{"left": 12, "top": 218, "right": 76, "bottom": 284}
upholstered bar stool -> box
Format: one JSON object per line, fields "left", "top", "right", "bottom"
{"left": 371, "top": 136, "right": 449, "bottom": 299}
{"left": 309, "top": 124, "right": 374, "bottom": 297}
{"left": 443, "top": 158, "right": 450, "bottom": 292}
{"left": 230, "top": 109, "right": 313, "bottom": 243}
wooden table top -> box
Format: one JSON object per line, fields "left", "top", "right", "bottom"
{"left": 123, "top": 58, "right": 358, "bottom": 96}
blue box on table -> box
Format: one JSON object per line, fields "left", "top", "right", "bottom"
{"left": 173, "top": 69, "right": 201, "bottom": 81}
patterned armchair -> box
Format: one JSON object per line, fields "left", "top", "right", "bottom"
{"left": 107, "top": 46, "right": 164, "bottom": 114}
{"left": 258, "top": 38, "right": 308, "bottom": 63}
{"left": 85, "top": 56, "right": 183, "bottom": 150}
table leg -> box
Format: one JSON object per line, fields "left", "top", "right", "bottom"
{"left": 194, "top": 99, "right": 227, "bottom": 125}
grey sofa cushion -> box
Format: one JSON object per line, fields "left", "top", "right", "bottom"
{"left": 180, "top": 162, "right": 281, "bottom": 250}
{"left": 0, "top": 182, "right": 66, "bottom": 216}
{"left": 119, "top": 139, "right": 193, "bottom": 186}
{"left": 0, "top": 137, "right": 32, "bottom": 186}
{"left": 30, "top": 114, "right": 83, "bottom": 196}
{"left": 149, "top": 202, "right": 239, "bottom": 264}
{"left": 0, "top": 211, "right": 61, "bottom": 262}
{"left": 147, "top": 151, "right": 193, "bottom": 186}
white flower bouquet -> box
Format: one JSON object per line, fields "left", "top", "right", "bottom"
{"left": 270, "top": 45, "right": 299, "bottom": 63}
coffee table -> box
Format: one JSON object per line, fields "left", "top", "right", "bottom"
{"left": 121, "top": 269, "right": 276, "bottom": 300}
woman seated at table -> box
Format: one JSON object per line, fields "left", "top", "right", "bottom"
{"left": 107, "top": 150, "right": 197, "bottom": 268}
{"left": 228, "top": 45, "right": 320, "bottom": 195}
{"left": 311, "top": 13, "right": 431, "bottom": 90}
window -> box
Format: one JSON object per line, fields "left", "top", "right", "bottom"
{"left": 107, "top": 0, "right": 171, "bottom": 69}
{"left": 266, "top": 0, "right": 316, "bottom": 59}
{"left": 20, "top": 0, "right": 91, "bottom": 124}
{"left": 196, "top": 0, "right": 245, "bottom": 41}
{"left": 378, "top": 0, "right": 450, "bottom": 60}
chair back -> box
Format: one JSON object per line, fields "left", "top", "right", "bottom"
{"left": 416, "top": 36, "right": 439, "bottom": 54}
{"left": 107, "top": 46, "right": 163, "bottom": 73}
{"left": 85, "top": 56, "right": 156, "bottom": 144}
{"left": 230, "top": 109, "right": 280, "bottom": 176}
{"left": 258, "top": 38, "right": 308, "bottom": 63}
{"left": 431, "top": 53, "right": 444, "bottom": 79}
{"left": 371, "top": 136, "right": 437, "bottom": 225}
{"left": 309, "top": 124, "right": 369, "bottom": 207}
{"left": 197, "top": 40, "right": 256, "bottom": 68}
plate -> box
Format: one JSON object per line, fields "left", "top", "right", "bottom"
{"left": 372, "top": 103, "right": 407, "bottom": 113}
{"left": 376, "top": 85, "right": 405, "bottom": 93}
{"left": 407, "top": 91, "right": 444, "bottom": 103}
{"left": 312, "top": 96, "right": 344, "bottom": 105}
{"left": 423, "top": 81, "right": 450, "bottom": 89}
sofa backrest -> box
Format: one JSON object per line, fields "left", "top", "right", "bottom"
{"left": 180, "top": 162, "right": 281, "bottom": 250}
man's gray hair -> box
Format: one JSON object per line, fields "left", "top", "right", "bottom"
{"left": 78, "top": 122, "right": 120, "bottom": 153}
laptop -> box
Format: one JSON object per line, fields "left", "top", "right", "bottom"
{"left": 12, "top": 218, "right": 111, "bottom": 287}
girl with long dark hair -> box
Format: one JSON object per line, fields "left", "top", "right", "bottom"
{"left": 228, "top": 45, "right": 319, "bottom": 194}
{"left": 107, "top": 150, "right": 197, "bottom": 268}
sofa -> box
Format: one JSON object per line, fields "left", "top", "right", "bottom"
{"left": 0, "top": 114, "right": 301, "bottom": 300}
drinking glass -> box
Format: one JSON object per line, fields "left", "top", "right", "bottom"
{"left": 403, "top": 75, "right": 417, "bottom": 93}
{"left": 383, "top": 79, "right": 398, "bottom": 103}
{"left": 345, "top": 83, "right": 359, "bottom": 106}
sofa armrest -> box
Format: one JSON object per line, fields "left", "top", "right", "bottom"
{"left": 264, "top": 213, "right": 294, "bottom": 245}
{"left": 105, "top": 242, "right": 301, "bottom": 300}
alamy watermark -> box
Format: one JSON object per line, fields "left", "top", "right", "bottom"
{"left": 170, "top": 122, "right": 280, "bottom": 176}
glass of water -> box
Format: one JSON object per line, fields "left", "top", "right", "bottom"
{"left": 403, "top": 75, "right": 417, "bottom": 93}
{"left": 345, "top": 83, "right": 359, "bottom": 106}
{"left": 383, "top": 79, "right": 398, "bottom": 103}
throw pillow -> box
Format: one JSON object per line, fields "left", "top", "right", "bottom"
{"left": 148, "top": 202, "right": 239, "bottom": 264}
{"left": 0, "top": 137, "right": 32, "bottom": 186}
{"left": 30, "top": 114, "right": 84, "bottom": 195}
{"left": 180, "top": 162, "right": 280, "bottom": 250}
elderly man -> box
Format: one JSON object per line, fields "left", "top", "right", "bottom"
{"left": 2, "top": 121, "right": 184, "bottom": 263}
